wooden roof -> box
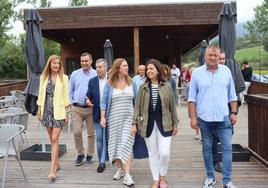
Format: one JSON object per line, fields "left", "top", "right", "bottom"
{"left": 28, "top": 1, "right": 236, "bottom": 57}
{"left": 37, "top": 2, "right": 227, "bottom": 29}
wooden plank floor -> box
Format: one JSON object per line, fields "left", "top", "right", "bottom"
{"left": 1, "top": 103, "right": 268, "bottom": 188}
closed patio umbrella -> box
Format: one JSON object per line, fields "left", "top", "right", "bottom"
{"left": 24, "top": 9, "right": 45, "bottom": 115}
{"left": 104, "top": 39, "right": 114, "bottom": 69}
{"left": 219, "top": 2, "right": 245, "bottom": 100}
{"left": 198, "top": 40, "right": 208, "bottom": 66}
{"left": 24, "top": 9, "right": 46, "bottom": 152}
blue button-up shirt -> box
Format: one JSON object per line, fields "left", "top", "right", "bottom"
{"left": 188, "top": 64, "right": 237, "bottom": 122}
{"left": 69, "top": 68, "right": 97, "bottom": 105}
{"left": 132, "top": 75, "right": 145, "bottom": 91}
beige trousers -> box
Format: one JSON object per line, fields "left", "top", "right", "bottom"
{"left": 71, "top": 106, "right": 95, "bottom": 156}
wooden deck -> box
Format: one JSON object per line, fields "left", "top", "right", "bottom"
{"left": 1, "top": 103, "right": 268, "bottom": 188}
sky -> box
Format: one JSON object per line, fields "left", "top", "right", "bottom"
{"left": 9, "top": 0, "right": 264, "bottom": 36}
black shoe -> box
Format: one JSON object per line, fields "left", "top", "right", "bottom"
{"left": 214, "top": 162, "right": 222, "bottom": 173}
{"left": 97, "top": 163, "right": 106, "bottom": 173}
{"left": 85, "top": 155, "right": 93, "bottom": 165}
{"left": 75, "top": 154, "right": 84, "bottom": 166}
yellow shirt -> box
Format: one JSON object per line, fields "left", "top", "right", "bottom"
{"left": 37, "top": 74, "right": 70, "bottom": 120}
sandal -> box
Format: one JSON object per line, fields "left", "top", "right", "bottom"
{"left": 48, "top": 172, "right": 56, "bottom": 181}
{"left": 55, "top": 164, "right": 60, "bottom": 171}
{"left": 159, "top": 177, "right": 168, "bottom": 188}
{"left": 150, "top": 181, "right": 159, "bottom": 188}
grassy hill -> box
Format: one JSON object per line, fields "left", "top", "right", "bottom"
{"left": 235, "top": 46, "right": 268, "bottom": 71}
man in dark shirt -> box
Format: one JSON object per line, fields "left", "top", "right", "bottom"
{"left": 241, "top": 61, "right": 253, "bottom": 104}
{"left": 241, "top": 61, "right": 253, "bottom": 82}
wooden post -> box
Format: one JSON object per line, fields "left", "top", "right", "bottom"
{"left": 133, "top": 27, "right": 140, "bottom": 74}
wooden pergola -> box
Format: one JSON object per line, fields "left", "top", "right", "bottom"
{"left": 33, "top": 1, "right": 236, "bottom": 75}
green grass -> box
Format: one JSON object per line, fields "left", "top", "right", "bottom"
{"left": 235, "top": 46, "right": 268, "bottom": 64}
{"left": 253, "top": 70, "right": 268, "bottom": 74}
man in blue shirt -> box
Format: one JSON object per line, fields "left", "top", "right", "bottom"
{"left": 132, "top": 64, "right": 146, "bottom": 90}
{"left": 69, "top": 52, "right": 97, "bottom": 166}
{"left": 188, "top": 45, "right": 237, "bottom": 188}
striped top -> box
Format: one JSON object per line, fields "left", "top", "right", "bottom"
{"left": 107, "top": 85, "right": 135, "bottom": 164}
{"left": 151, "top": 84, "right": 159, "bottom": 110}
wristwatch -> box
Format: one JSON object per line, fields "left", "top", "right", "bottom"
{"left": 231, "top": 111, "right": 238, "bottom": 115}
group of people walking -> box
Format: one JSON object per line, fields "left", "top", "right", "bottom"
{"left": 37, "top": 44, "right": 238, "bottom": 188}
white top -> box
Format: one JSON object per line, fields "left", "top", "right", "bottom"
{"left": 171, "top": 67, "right": 181, "bottom": 79}
{"left": 113, "top": 85, "right": 133, "bottom": 96}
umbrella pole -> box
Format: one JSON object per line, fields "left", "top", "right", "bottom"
{"left": 39, "top": 123, "right": 46, "bottom": 152}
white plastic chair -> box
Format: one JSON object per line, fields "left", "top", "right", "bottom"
{"left": 0, "top": 124, "right": 27, "bottom": 188}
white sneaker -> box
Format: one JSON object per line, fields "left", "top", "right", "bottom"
{"left": 223, "top": 181, "right": 237, "bottom": 188}
{"left": 113, "top": 168, "right": 124, "bottom": 180}
{"left": 194, "top": 134, "right": 200, "bottom": 140}
{"left": 203, "top": 178, "right": 216, "bottom": 188}
{"left": 123, "top": 174, "right": 135, "bottom": 186}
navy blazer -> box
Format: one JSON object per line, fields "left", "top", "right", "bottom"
{"left": 86, "top": 76, "right": 101, "bottom": 123}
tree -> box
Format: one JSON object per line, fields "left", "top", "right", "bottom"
{"left": 0, "top": 0, "right": 36, "bottom": 41}
{"left": 37, "top": 0, "right": 60, "bottom": 60}
{"left": 236, "top": 36, "right": 258, "bottom": 50}
{"left": 43, "top": 38, "right": 60, "bottom": 61}
{"left": 0, "top": 35, "right": 27, "bottom": 79}
{"left": 0, "top": 0, "right": 59, "bottom": 79}
{"left": 263, "top": 35, "right": 268, "bottom": 52}
{"left": 182, "top": 49, "right": 199, "bottom": 64}
{"left": 40, "top": 0, "right": 51, "bottom": 7}
{"left": 244, "top": 0, "right": 268, "bottom": 51}
{"left": 68, "top": 0, "right": 88, "bottom": 6}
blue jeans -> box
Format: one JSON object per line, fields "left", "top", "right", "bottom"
{"left": 95, "top": 123, "right": 107, "bottom": 164}
{"left": 212, "top": 112, "right": 235, "bottom": 165}
{"left": 212, "top": 134, "right": 220, "bottom": 164}
{"left": 198, "top": 116, "right": 233, "bottom": 185}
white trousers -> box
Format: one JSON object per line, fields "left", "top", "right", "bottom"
{"left": 240, "top": 81, "right": 251, "bottom": 104}
{"left": 145, "top": 122, "right": 172, "bottom": 181}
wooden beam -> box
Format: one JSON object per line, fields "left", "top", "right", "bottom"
{"left": 134, "top": 27, "right": 140, "bottom": 74}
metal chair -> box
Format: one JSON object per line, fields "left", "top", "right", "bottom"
{"left": 0, "top": 108, "right": 31, "bottom": 145}
{"left": 0, "top": 124, "right": 27, "bottom": 188}
{"left": 0, "top": 108, "right": 23, "bottom": 124}
{"left": 67, "top": 109, "right": 72, "bottom": 133}
{"left": 177, "top": 87, "right": 187, "bottom": 107}
{"left": 10, "top": 90, "right": 26, "bottom": 109}
{"left": 0, "top": 96, "right": 16, "bottom": 109}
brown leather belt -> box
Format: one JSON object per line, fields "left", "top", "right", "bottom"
{"left": 73, "top": 103, "right": 88, "bottom": 108}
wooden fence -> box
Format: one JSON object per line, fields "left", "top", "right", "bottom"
{"left": 246, "top": 81, "right": 268, "bottom": 167}
{"left": 0, "top": 80, "right": 27, "bottom": 96}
